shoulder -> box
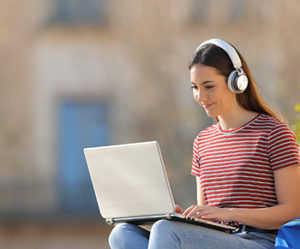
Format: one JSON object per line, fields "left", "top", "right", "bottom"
{"left": 255, "top": 114, "right": 285, "bottom": 127}
{"left": 194, "top": 123, "right": 218, "bottom": 143}
{"left": 262, "top": 115, "right": 300, "bottom": 170}
{"left": 255, "top": 114, "right": 293, "bottom": 135}
{"left": 257, "top": 114, "right": 298, "bottom": 155}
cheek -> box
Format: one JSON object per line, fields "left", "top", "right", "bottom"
{"left": 218, "top": 91, "right": 236, "bottom": 109}
{"left": 192, "top": 91, "right": 199, "bottom": 102}
{"left": 208, "top": 88, "right": 220, "bottom": 100}
{"left": 213, "top": 84, "right": 232, "bottom": 100}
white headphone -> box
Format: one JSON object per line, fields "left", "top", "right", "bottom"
{"left": 195, "top": 38, "right": 248, "bottom": 94}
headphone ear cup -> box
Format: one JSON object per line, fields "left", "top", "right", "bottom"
{"left": 227, "top": 70, "right": 238, "bottom": 93}
{"left": 227, "top": 70, "right": 248, "bottom": 93}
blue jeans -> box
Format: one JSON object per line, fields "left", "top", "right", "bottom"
{"left": 108, "top": 220, "right": 275, "bottom": 249}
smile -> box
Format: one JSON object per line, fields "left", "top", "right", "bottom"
{"left": 202, "top": 104, "right": 214, "bottom": 109}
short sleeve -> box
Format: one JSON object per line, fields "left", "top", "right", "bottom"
{"left": 268, "top": 123, "right": 300, "bottom": 171}
{"left": 191, "top": 136, "right": 201, "bottom": 176}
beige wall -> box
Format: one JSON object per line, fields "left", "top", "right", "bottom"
{"left": 0, "top": 0, "right": 299, "bottom": 217}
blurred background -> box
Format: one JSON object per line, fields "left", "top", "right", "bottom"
{"left": 0, "top": 0, "right": 300, "bottom": 248}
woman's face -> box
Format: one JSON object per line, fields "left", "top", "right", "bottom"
{"left": 190, "top": 63, "right": 236, "bottom": 118}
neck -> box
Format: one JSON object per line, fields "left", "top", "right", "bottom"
{"left": 217, "top": 106, "right": 258, "bottom": 131}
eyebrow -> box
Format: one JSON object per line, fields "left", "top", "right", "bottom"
{"left": 190, "top": 80, "right": 214, "bottom": 85}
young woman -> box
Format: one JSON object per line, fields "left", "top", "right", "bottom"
{"left": 108, "top": 38, "right": 300, "bottom": 249}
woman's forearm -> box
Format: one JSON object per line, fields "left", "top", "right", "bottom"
{"left": 232, "top": 204, "right": 300, "bottom": 229}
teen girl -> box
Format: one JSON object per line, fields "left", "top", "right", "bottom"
{"left": 108, "top": 38, "right": 300, "bottom": 249}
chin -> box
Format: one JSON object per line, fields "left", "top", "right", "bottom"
{"left": 205, "top": 110, "right": 220, "bottom": 121}
{"left": 205, "top": 110, "right": 216, "bottom": 118}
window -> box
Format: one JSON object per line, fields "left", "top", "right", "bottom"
{"left": 57, "top": 99, "right": 110, "bottom": 218}
{"left": 51, "top": 0, "right": 108, "bottom": 25}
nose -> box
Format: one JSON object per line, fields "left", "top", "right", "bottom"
{"left": 194, "top": 89, "right": 206, "bottom": 103}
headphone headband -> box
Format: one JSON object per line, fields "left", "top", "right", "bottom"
{"left": 196, "top": 38, "right": 242, "bottom": 69}
{"left": 194, "top": 38, "right": 248, "bottom": 94}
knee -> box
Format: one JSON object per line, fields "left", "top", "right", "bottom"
{"left": 108, "top": 223, "right": 148, "bottom": 249}
{"left": 108, "top": 223, "right": 132, "bottom": 249}
{"left": 151, "top": 219, "right": 176, "bottom": 236}
{"left": 149, "top": 220, "right": 180, "bottom": 248}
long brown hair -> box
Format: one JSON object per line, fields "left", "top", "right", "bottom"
{"left": 188, "top": 42, "right": 283, "bottom": 121}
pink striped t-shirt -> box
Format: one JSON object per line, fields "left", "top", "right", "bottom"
{"left": 191, "top": 114, "right": 300, "bottom": 209}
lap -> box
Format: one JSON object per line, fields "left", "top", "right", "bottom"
{"left": 109, "top": 220, "right": 275, "bottom": 249}
{"left": 151, "top": 220, "right": 274, "bottom": 249}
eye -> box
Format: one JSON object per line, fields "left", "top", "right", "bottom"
{"left": 205, "top": 85, "right": 214, "bottom": 89}
{"left": 191, "top": 85, "right": 198, "bottom": 90}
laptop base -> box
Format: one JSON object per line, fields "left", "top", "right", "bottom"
{"left": 106, "top": 213, "right": 235, "bottom": 232}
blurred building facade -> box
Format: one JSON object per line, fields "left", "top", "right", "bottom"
{"left": 0, "top": 0, "right": 300, "bottom": 221}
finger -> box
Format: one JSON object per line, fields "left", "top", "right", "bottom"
{"left": 186, "top": 205, "right": 203, "bottom": 218}
{"left": 183, "top": 205, "right": 197, "bottom": 216}
{"left": 200, "top": 213, "right": 218, "bottom": 221}
{"left": 174, "top": 204, "right": 184, "bottom": 213}
{"left": 195, "top": 209, "right": 219, "bottom": 221}
{"left": 192, "top": 207, "right": 213, "bottom": 219}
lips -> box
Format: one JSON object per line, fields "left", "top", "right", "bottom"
{"left": 202, "top": 103, "right": 213, "bottom": 109}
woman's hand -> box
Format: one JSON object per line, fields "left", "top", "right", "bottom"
{"left": 174, "top": 204, "right": 184, "bottom": 214}
{"left": 183, "top": 205, "right": 234, "bottom": 222}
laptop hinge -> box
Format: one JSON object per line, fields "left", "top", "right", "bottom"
{"left": 106, "top": 218, "right": 114, "bottom": 225}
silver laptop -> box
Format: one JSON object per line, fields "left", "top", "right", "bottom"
{"left": 83, "top": 141, "right": 235, "bottom": 232}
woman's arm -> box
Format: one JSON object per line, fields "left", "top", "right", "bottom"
{"left": 175, "top": 177, "right": 205, "bottom": 213}
{"left": 232, "top": 164, "right": 300, "bottom": 229}
{"left": 196, "top": 177, "right": 206, "bottom": 206}
{"left": 184, "top": 165, "right": 300, "bottom": 229}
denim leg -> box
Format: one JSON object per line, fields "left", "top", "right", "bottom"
{"left": 108, "top": 223, "right": 150, "bottom": 249}
{"left": 148, "top": 220, "right": 181, "bottom": 249}
{"left": 233, "top": 232, "right": 275, "bottom": 249}
{"left": 148, "top": 219, "right": 274, "bottom": 249}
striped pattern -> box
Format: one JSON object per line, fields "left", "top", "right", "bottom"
{"left": 192, "top": 114, "right": 300, "bottom": 210}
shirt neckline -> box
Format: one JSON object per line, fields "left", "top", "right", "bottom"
{"left": 217, "top": 113, "right": 261, "bottom": 133}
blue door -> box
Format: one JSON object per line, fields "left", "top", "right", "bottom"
{"left": 57, "top": 99, "right": 110, "bottom": 219}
